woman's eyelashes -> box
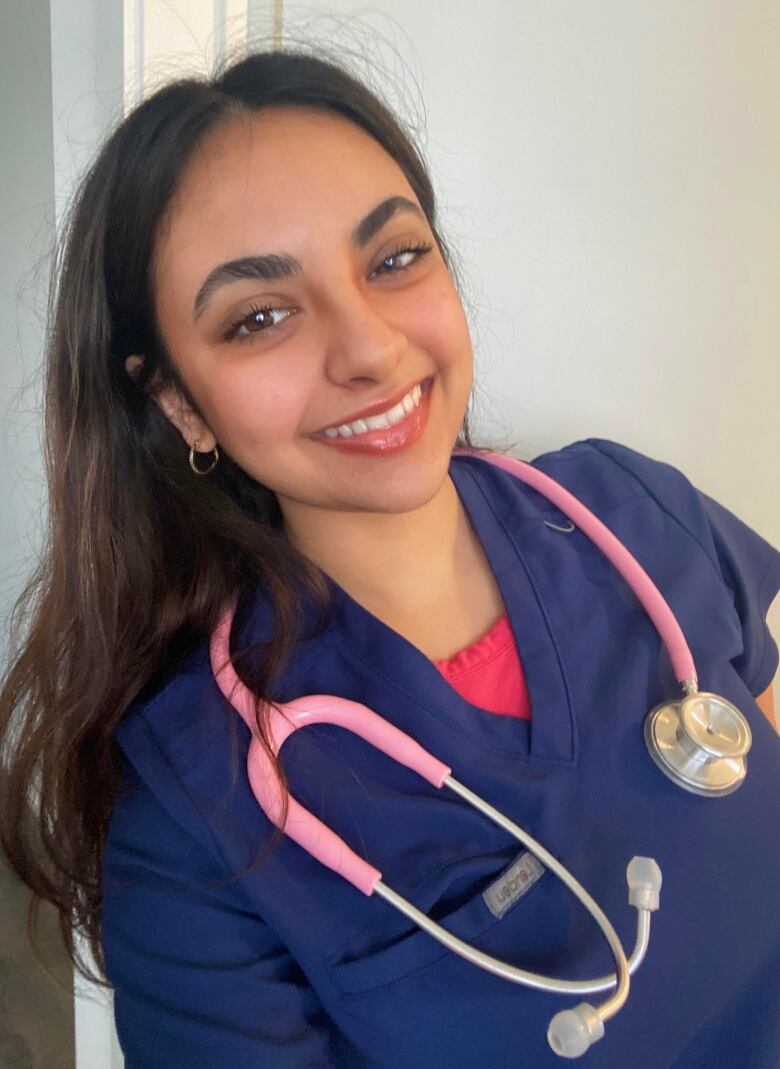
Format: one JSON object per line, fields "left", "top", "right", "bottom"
{"left": 369, "top": 240, "right": 434, "bottom": 280}
{"left": 222, "top": 304, "right": 294, "bottom": 343}
{"left": 221, "top": 240, "right": 435, "bottom": 344}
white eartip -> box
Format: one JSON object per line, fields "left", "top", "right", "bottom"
{"left": 547, "top": 1003, "right": 605, "bottom": 1058}
{"left": 626, "top": 856, "right": 663, "bottom": 911}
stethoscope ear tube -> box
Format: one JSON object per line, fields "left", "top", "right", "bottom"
{"left": 441, "top": 775, "right": 643, "bottom": 1056}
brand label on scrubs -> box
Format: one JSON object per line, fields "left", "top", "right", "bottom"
{"left": 482, "top": 851, "right": 545, "bottom": 919}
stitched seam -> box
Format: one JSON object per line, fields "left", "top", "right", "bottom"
{"left": 197, "top": 644, "right": 335, "bottom": 774}
{"left": 135, "top": 645, "right": 335, "bottom": 777}
{"left": 334, "top": 638, "right": 568, "bottom": 766}
{"left": 437, "top": 640, "right": 515, "bottom": 680}
{"left": 326, "top": 844, "right": 523, "bottom": 965}
{"left": 460, "top": 465, "right": 578, "bottom": 764}
{"left": 333, "top": 873, "right": 550, "bottom": 1000}
{"left": 134, "top": 713, "right": 236, "bottom": 870}
{"left": 584, "top": 441, "right": 780, "bottom": 695}
{"left": 435, "top": 628, "right": 515, "bottom": 675}
{"left": 583, "top": 441, "right": 731, "bottom": 591}
{"left": 745, "top": 553, "right": 780, "bottom": 695}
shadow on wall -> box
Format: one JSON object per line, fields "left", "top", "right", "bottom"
{"left": 0, "top": 854, "right": 74, "bottom": 1068}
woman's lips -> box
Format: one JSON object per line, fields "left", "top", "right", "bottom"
{"left": 312, "top": 378, "right": 433, "bottom": 455}
{"left": 315, "top": 376, "right": 428, "bottom": 432}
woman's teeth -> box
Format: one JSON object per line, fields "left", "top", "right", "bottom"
{"left": 323, "top": 383, "right": 422, "bottom": 438}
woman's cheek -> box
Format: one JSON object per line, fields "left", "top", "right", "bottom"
{"left": 409, "top": 280, "right": 472, "bottom": 368}
{"left": 204, "top": 358, "right": 311, "bottom": 455}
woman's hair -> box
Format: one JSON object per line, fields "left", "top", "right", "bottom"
{"left": 0, "top": 47, "right": 476, "bottom": 987}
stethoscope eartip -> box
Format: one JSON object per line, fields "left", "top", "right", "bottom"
{"left": 547, "top": 1003, "right": 605, "bottom": 1059}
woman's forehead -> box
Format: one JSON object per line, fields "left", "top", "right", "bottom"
{"left": 158, "top": 107, "right": 412, "bottom": 262}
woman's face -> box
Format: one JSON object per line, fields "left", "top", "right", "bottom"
{"left": 150, "top": 105, "right": 474, "bottom": 521}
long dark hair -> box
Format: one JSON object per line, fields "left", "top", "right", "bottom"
{"left": 0, "top": 47, "right": 476, "bottom": 988}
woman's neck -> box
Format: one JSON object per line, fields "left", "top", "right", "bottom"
{"left": 281, "top": 475, "right": 506, "bottom": 659}
{"left": 283, "top": 474, "right": 461, "bottom": 613}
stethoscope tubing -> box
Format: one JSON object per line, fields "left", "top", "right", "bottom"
{"left": 208, "top": 448, "right": 739, "bottom": 1055}
{"left": 375, "top": 866, "right": 651, "bottom": 995}
{"left": 417, "top": 773, "right": 631, "bottom": 1017}
{"left": 210, "top": 655, "right": 640, "bottom": 1007}
{"left": 453, "top": 450, "right": 698, "bottom": 690}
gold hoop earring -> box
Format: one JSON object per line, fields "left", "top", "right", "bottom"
{"left": 189, "top": 439, "right": 219, "bottom": 475}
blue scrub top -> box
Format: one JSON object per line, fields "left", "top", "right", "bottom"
{"left": 102, "top": 438, "right": 780, "bottom": 1069}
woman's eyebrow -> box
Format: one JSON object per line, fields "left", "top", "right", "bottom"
{"left": 192, "top": 195, "right": 424, "bottom": 322}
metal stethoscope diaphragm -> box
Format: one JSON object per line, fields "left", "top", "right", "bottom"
{"left": 645, "top": 681, "right": 752, "bottom": 797}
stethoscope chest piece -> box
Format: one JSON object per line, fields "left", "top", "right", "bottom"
{"left": 644, "top": 691, "right": 752, "bottom": 797}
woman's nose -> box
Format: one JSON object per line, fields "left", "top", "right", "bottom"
{"left": 322, "top": 289, "right": 408, "bottom": 386}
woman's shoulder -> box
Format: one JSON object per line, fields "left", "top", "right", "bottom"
{"left": 115, "top": 641, "right": 236, "bottom": 783}
{"left": 109, "top": 639, "right": 256, "bottom": 860}
{"left": 530, "top": 436, "right": 703, "bottom": 516}
{"left": 509, "top": 436, "right": 780, "bottom": 698}
{"left": 530, "top": 436, "right": 778, "bottom": 578}
{"left": 455, "top": 436, "right": 711, "bottom": 540}
{"left": 461, "top": 435, "right": 748, "bottom": 554}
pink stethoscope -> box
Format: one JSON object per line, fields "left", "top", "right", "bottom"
{"left": 209, "top": 450, "right": 751, "bottom": 1058}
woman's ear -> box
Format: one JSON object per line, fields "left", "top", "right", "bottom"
{"left": 124, "top": 354, "right": 217, "bottom": 452}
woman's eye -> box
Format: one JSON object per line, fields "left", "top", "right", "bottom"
{"left": 371, "top": 241, "right": 434, "bottom": 278}
{"left": 223, "top": 305, "right": 293, "bottom": 343}
{"left": 222, "top": 242, "right": 434, "bottom": 344}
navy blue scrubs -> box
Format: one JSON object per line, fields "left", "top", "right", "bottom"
{"left": 102, "top": 438, "right": 780, "bottom": 1068}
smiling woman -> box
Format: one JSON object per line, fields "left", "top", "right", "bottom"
{"left": 144, "top": 106, "right": 472, "bottom": 535}
{"left": 0, "top": 44, "right": 779, "bottom": 1069}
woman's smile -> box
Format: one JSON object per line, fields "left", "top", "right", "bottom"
{"left": 312, "top": 376, "right": 433, "bottom": 454}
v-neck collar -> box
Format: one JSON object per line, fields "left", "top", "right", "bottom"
{"left": 321, "top": 454, "right": 578, "bottom": 765}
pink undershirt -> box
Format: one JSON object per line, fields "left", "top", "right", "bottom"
{"left": 432, "top": 613, "right": 532, "bottom": 720}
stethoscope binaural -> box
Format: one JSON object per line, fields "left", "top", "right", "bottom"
{"left": 209, "top": 449, "right": 753, "bottom": 1059}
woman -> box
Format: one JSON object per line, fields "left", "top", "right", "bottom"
{"left": 1, "top": 48, "right": 778, "bottom": 1068}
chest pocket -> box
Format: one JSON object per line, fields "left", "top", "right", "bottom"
{"left": 326, "top": 840, "right": 548, "bottom": 996}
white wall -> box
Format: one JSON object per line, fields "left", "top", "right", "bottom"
{"left": 282, "top": 2, "right": 780, "bottom": 642}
